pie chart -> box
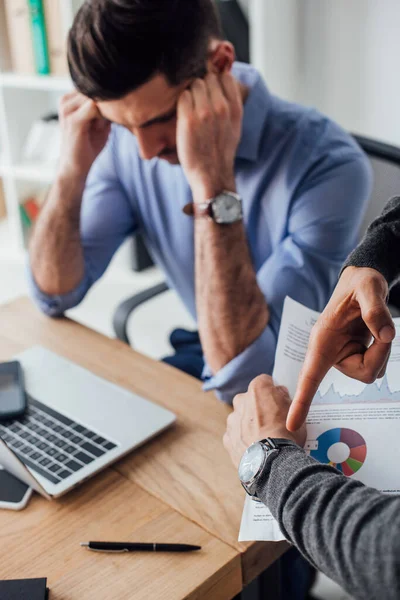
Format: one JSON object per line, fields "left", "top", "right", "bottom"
{"left": 310, "top": 428, "right": 367, "bottom": 476}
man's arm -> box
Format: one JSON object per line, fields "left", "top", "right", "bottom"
{"left": 194, "top": 218, "right": 268, "bottom": 373}
{"left": 261, "top": 448, "right": 400, "bottom": 600}
{"left": 224, "top": 376, "right": 400, "bottom": 600}
{"left": 177, "top": 71, "right": 268, "bottom": 374}
{"left": 178, "top": 72, "right": 371, "bottom": 395}
{"left": 343, "top": 194, "right": 400, "bottom": 285}
{"left": 30, "top": 93, "right": 111, "bottom": 296}
{"left": 287, "top": 195, "right": 400, "bottom": 432}
{"left": 29, "top": 93, "right": 136, "bottom": 317}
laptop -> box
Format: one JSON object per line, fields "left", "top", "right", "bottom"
{"left": 0, "top": 346, "right": 176, "bottom": 499}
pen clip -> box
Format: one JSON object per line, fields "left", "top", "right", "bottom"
{"left": 87, "top": 547, "right": 130, "bottom": 554}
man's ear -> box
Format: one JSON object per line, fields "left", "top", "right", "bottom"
{"left": 207, "top": 41, "right": 236, "bottom": 74}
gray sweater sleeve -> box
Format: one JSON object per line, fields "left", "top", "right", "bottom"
{"left": 255, "top": 447, "right": 400, "bottom": 600}
{"left": 343, "top": 195, "right": 400, "bottom": 287}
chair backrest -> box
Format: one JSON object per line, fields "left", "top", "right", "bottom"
{"left": 215, "top": 0, "right": 250, "bottom": 64}
{"left": 353, "top": 134, "right": 400, "bottom": 237}
{"left": 353, "top": 135, "right": 400, "bottom": 310}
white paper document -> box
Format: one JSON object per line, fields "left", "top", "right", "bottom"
{"left": 239, "top": 297, "right": 400, "bottom": 542}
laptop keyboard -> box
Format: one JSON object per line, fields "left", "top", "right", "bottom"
{"left": 0, "top": 395, "right": 118, "bottom": 485}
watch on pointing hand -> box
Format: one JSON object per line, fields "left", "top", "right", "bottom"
{"left": 238, "top": 438, "right": 298, "bottom": 501}
{"left": 183, "top": 191, "right": 243, "bottom": 224}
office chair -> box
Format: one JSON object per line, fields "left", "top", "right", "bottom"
{"left": 113, "top": 134, "right": 400, "bottom": 345}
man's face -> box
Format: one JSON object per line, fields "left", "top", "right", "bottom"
{"left": 97, "top": 74, "right": 192, "bottom": 165}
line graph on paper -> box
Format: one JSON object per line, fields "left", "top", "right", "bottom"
{"left": 314, "top": 375, "right": 400, "bottom": 405}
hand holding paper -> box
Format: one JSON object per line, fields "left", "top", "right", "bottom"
{"left": 287, "top": 267, "right": 395, "bottom": 432}
{"left": 223, "top": 376, "right": 305, "bottom": 470}
{"left": 236, "top": 296, "right": 400, "bottom": 543}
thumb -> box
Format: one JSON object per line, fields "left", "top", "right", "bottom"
{"left": 357, "top": 284, "right": 395, "bottom": 343}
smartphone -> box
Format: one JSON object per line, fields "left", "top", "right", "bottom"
{"left": 0, "top": 468, "right": 32, "bottom": 510}
{"left": 0, "top": 361, "right": 27, "bottom": 421}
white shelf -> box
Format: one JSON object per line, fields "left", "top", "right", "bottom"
{"left": 0, "top": 0, "right": 81, "bottom": 255}
{"left": 0, "top": 72, "right": 72, "bottom": 91}
{"left": 0, "top": 163, "right": 56, "bottom": 183}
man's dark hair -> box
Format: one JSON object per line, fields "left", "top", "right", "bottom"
{"left": 68, "top": 0, "right": 223, "bottom": 101}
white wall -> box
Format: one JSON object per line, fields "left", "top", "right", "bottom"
{"left": 249, "top": 0, "right": 400, "bottom": 146}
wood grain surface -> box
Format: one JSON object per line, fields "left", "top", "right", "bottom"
{"left": 0, "top": 297, "right": 288, "bottom": 590}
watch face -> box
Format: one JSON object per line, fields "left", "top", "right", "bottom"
{"left": 238, "top": 442, "right": 266, "bottom": 485}
{"left": 212, "top": 193, "right": 242, "bottom": 224}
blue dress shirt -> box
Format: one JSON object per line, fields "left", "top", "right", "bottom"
{"left": 30, "top": 63, "right": 372, "bottom": 403}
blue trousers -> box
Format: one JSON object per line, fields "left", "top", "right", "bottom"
{"left": 163, "top": 328, "right": 315, "bottom": 600}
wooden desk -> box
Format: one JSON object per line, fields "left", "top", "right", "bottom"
{"left": 0, "top": 298, "right": 287, "bottom": 596}
{"left": 0, "top": 469, "right": 240, "bottom": 599}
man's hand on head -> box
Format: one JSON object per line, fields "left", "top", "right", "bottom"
{"left": 58, "top": 91, "right": 111, "bottom": 183}
{"left": 176, "top": 71, "right": 243, "bottom": 202}
{"left": 287, "top": 266, "right": 396, "bottom": 432}
{"left": 223, "top": 375, "right": 306, "bottom": 469}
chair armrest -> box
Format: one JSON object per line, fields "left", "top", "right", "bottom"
{"left": 113, "top": 281, "right": 169, "bottom": 345}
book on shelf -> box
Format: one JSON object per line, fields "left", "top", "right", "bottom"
{"left": 43, "top": 0, "right": 69, "bottom": 76}
{"left": 4, "top": 0, "right": 69, "bottom": 77}
{"left": 28, "top": 0, "right": 50, "bottom": 75}
{"left": 4, "top": 0, "right": 36, "bottom": 75}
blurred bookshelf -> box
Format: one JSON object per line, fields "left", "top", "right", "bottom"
{"left": 0, "top": 0, "right": 82, "bottom": 256}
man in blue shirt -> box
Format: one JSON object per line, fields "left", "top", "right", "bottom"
{"left": 30, "top": 0, "right": 371, "bottom": 409}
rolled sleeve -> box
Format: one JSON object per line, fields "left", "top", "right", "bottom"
{"left": 27, "top": 262, "right": 92, "bottom": 317}
{"left": 202, "top": 325, "right": 277, "bottom": 403}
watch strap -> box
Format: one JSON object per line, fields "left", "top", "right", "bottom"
{"left": 261, "top": 438, "right": 299, "bottom": 450}
{"left": 182, "top": 202, "right": 212, "bottom": 219}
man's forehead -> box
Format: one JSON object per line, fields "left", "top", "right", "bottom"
{"left": 97, "top": 74, "right": 186, "bottom": 127}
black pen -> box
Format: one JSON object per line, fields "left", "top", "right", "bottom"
{"left": 81, "top": 541, "right": 201, "bottom": 553}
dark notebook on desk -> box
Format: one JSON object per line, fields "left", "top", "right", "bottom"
{"left": 0, "top": 578, "right": 49, "bottom": 599}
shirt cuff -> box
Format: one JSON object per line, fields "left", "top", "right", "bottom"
{"left": 202, "top": 325, "right": 277, "bottom": 404}
{"left": 27, "top": 263, "right": 92, "bottom": 317}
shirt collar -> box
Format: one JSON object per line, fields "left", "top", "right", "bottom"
{"left": 232, "top": 62, "right": 270, "bottom": 162}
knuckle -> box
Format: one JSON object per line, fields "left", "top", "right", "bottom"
{"left": 363, "top": 304, "right": 386, "bottom": 324}
{"left": 186, "top": 115, "right": 197, "bottom": 131}
{"left": 361, "top": 373, "right": 376, "bottom": 385}
{"left": 214, "top": 102, "right": 228, "bottom": 118}
{"left": 198, "top": 108, "right": 212, "bottom": 123}
{"left": 248, "top": 374, "right": 271, "bottom": 393}
{"left": 360, "top": 367, "right": 378, "bottom": 384}
{"left": 276, "top": 385, "right": 290, "bottom": 397}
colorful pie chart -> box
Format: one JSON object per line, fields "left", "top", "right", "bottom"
{"left": 310, "top": 428, "right": 367, "bottom": 475}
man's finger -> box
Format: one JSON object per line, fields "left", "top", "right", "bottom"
{"left": 60, "top": 94, "right": 86, "bottom": 117}
{"left": 287, "top": 327, "right": 338, "bottom": 431}
{"left": 357, "top": 285, "right": 395, "bottom": 343}
{"left": 72, "top": 99, "right": 101, "bottom": 124}
{"left": 336, "top": 339, "right": 391, "bottom": 384}
{"left": 177, "top": 90, "right": 194, "bottom": 120}
{"left": 219, "top": 70, "right": 240, "bottom": 104}
{"left": 206, "top": 73, "right": 228, "bottom": 117}
{"left": 191, "top": 79, "right": 210, "bottom": 115}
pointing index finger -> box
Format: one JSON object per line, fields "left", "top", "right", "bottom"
{"left": 287, "top": 326, "right": 337, "bottom": 431}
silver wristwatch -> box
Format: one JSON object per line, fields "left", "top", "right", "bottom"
{"left": 238, "top": 438, "right": 298, "bottom": 501}
{"left": 183, "top": 190, "right": 243, "bottom": 224}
